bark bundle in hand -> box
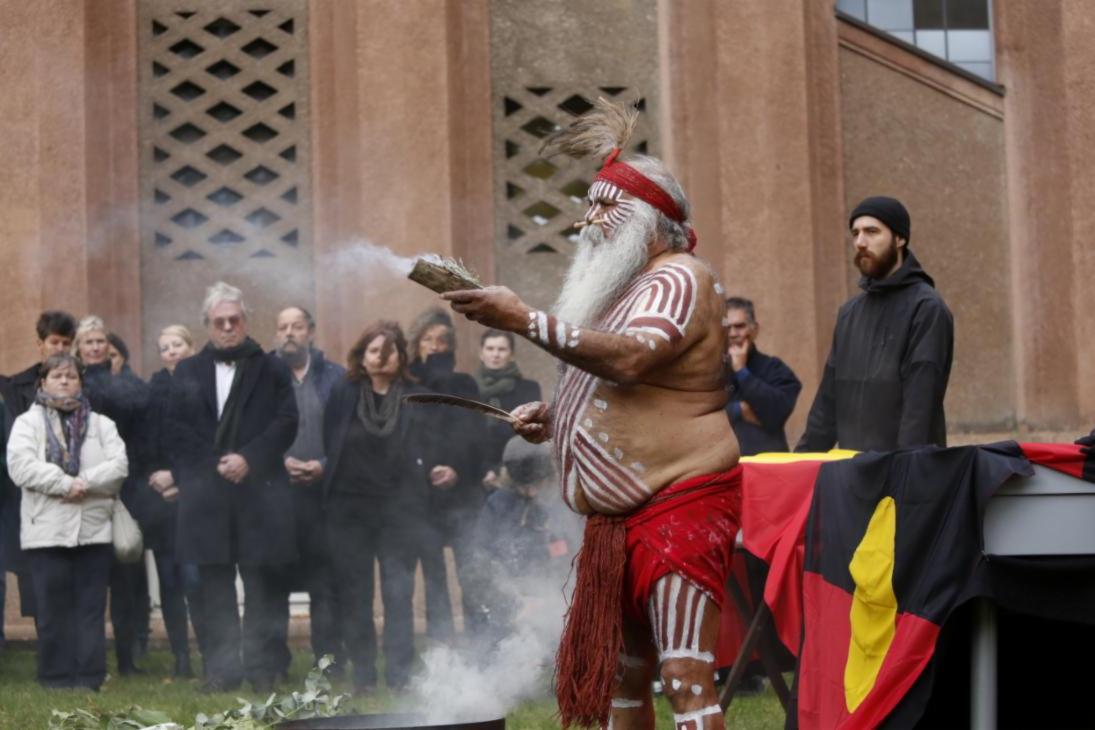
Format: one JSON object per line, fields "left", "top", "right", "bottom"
{"left": 408, "top": 256, "right": 483, "bottom": 293}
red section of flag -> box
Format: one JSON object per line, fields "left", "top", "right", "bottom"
{"left": 1019, "top": 442, "right": 1086, "bottom": 480}
{"left": 797, "top": 573, "right": 941, "bottom": 730}
{"left": 741, "top": 459, "right": 825, "bottom": 655}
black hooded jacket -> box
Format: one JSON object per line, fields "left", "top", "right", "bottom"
{"left": 797, "top": 250, "right": 953, "bottom": 453}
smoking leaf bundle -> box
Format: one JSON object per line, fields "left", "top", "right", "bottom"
{"left": 407, "top": 255, "right": 483, "bottom": 294}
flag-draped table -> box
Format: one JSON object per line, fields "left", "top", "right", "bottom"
{"left": 721, "top": 442, "right": 1095, "bottom": 729}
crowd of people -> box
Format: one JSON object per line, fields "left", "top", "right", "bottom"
{"left": 0, "top": 189, "right": 959, "bottom": 708}
{"left": 0, "top": 287, "right": 570, "bottom": 694}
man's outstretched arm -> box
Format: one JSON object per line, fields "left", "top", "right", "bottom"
{"left": 443, "top": 265, "right": 701, "bottom": 385}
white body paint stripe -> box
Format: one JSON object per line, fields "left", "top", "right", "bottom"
{"left": 659, "top": 648, "right": 715, "bottom": 663}
{"left": 610, "top": 698, "right": 644, "bottom": 709}
{"left": 673, "top": 705, "right": 722, "bottom": 725}
{"left": 536, "top": 311, "right": 549, "bottom": 345}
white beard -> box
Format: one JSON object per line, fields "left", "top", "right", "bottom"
{"left": 552, "top": 206, "right": 655, "bottom": 327}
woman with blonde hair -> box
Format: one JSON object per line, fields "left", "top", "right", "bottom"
{"left": 6, "top": 353, "right": 128, "bottom": 689}
{"left": 141, "top": 324, "right": 204, "bottom": 677}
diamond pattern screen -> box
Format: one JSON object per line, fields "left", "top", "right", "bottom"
{"left": 139, "top": 1, "right": 310, "bottom": 261}
{"left": 497, "top": 86, "right": 651, "bottom": 256}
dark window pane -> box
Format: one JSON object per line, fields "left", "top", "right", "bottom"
{"left": 946, "top": 0, "right": 990, "bottom": 29}
{"left": 913, "top": 0, "right": 944, "bottom": 28}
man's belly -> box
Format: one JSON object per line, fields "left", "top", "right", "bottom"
{"left": 553, "top": 373, "right": 739, "bottom": 515}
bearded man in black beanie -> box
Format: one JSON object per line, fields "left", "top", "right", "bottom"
{"left": 165, "top": 282, "right": 298, "bottom": 692}
{"left": 797, "top": 196, "right": 954, "bottom": 452}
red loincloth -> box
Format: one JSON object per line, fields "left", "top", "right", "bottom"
{"left": 624, "top": 467, "right": 743, "bottom": 623}
{"left": 555, "top": 467, "right": 743, "bottom": 728}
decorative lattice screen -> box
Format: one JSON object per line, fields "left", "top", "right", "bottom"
{"left": 496, "top": 87, "right": 651, "bottom": 256}
{"left": 138, "top": 1, "right": 310, "bottom": 262}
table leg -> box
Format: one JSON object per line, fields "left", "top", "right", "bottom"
{"left": 971, "top": 597, "right": 997, "bottom": 730}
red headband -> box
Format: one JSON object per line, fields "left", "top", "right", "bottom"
{"left": 594, "top": 148, "right": 697, "bottom": 252}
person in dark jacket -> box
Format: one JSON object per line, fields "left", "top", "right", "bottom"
{"left": 142, "top": 324, "right": 204, "bottom": 678}
{"left": 723, "top": 297, "right": 801, "bottom": 455}
{"left": 407, "top": 308, "right": 487, "bottom": 639}
{"left": 273, "top": 306, "right": 345, "bottom": 671}
{"left": 471, "top": 438, "right": 577, "bottom": 646}
{"left": 322, "top": 321, "right": 440, "bottom": 692}
{"left": 473, "top": 329, "right": 541, "bottom": 487}
{"left": 797, "top": 196, "right": 954, "bottom": 453}
{"left": 165, "top": 282, "right": 299, "bottom": 693}
{"left": 0, "top": 310, "right": 76, "bottom": 626}
{"left": 75, "top": 317, "right": 151, "bottom": 676}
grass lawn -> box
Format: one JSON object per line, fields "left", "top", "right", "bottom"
{"left": 0, "top": 644, "right": 787, "bottom": 729}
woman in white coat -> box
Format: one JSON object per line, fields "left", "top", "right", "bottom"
{"left": 6, "top": 353, "right": 127, "bottom": 690}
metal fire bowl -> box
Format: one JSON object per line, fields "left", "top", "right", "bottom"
{"left": 276, "top": 714, "right": 505, "bottom": 730}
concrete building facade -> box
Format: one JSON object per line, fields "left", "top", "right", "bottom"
{"left": 1, "top": 0, "right": 1091, "bottom": 445}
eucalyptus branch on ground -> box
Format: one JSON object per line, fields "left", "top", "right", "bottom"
{"left": 47, "top": 656, "right": 349, "bottom": 730}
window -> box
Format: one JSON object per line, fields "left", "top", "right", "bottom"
{"left": 837, "top": 0, "right": 996, "bottom": 81}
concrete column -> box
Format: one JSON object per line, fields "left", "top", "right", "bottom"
{"left": 995, "top": 1, "right": 1084, "bottom": 429}
{"left": 84, "top": 0, "right": 142, "bottom": 371}
{"left": 660, "top": 0, "right": 847, "bottom": 440}
{"left": 0, "top": 0, "right": 141, "bottom": 375}
{"left": 310, "top": 0, "right": 493, "bottom": 370}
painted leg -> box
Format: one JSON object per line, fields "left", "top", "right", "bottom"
{"left": 649, "top": 574, "right": 724, "bottom": 730}
{"left": 603, "top": 610, "right": 657, "bottom": 730}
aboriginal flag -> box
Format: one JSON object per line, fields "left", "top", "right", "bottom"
{"left": 793, "top": 443, "right": 1033, "bottom": 729}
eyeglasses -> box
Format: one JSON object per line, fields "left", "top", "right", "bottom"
{"left": 212, "top": 315, "right": 242, "bottom": 329}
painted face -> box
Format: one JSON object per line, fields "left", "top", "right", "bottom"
{"left": 275, "top": 307, "right": 313, "bottom": 355}
{"left": 158, "top": 334, "right": 193, "bottom": 370}
{"left": 418, "top": 324, "right": 452, "bottom": 360}
{"left": 77, "top": 329, "right": 109, "bottom": 366}
{"left": 206, "top": 300, "right": 247, "bottom": 350}
{"left": 37, "top": 334, "right": 72, "bottom": 361}
{"left": 363, "top": 335, "right": 400, "bottom": 378}
{"left": 107, "top": 345, "right": 125, "bottom": 375}
{"left": 480, "top": 335, "right": 513, "bottom": 370}
{"left": 851, "top": 215, "right": 903, "bottom": 279}
{"left": 42, "top": 363, "right": 81, "bottom": 399}
{"left": 584, "top": 180, "right": 635, "bottom": 238}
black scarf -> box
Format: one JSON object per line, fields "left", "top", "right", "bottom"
{"left": 207, "top": 338, "right": 263, "bottom": 453}
{"left": 475, "top": 362, "right": 522, "bottom": 405}
{"left": 208, "top": 337, "right": 263, "bottom": 363}
{"left": 357, "top": 379, "right": 403, "bottom": 437}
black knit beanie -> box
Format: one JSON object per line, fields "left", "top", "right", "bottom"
{"left": 849, "top": 196, "right": 910, "bottom": 242}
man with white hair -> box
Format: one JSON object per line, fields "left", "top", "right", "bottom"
{"left": 443, "top": 100, "right": 740, "bottom": 730}
{"left": 165, "top": 282, "right": 298, "bottom": 693}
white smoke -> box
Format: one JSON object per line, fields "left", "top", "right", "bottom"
{"left": 406, "top": 493, "right": 583, "bottom": 723}
{"left": 315, "top": 238, "right": 420, "bottom": 282}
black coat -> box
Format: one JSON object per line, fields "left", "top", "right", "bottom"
{"left": 409, "top": 354, "right": 487, "bottom": 517}
{"left": 725, "top": 348, "right": 801, "bottom": 455}
{"left": 321, "top": 379, "right": 439, "bottom": 525}
{"left": 136, "top": 368, "right": 181, "bottom": 552}
{"left": 2, "top": 363, "right": 39, "bottom": 417}
{"left": 0, "top": 369, "right": 33, "bottom": 573}
{"left": 478, "top": 376, "right": 541, "bottom": 473}
{"left": 797, "top": 250, "right": 954, "bottom": 453}
{"left": 83, "top": 362, "right": 150, "bottom": 517}
{"left": 165, "top": 347, "right": 299, "bottom": 566}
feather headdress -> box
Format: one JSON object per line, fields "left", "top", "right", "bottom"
{"left": 540, "top": 97, "right": 639, "bottom": 161}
